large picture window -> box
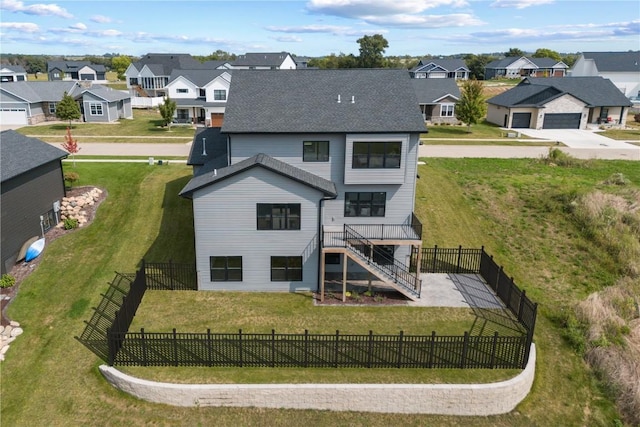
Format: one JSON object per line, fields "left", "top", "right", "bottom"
{"left": 257, "top": 204, "right": 301, "bottom": 230}
{"left": 352, "top": 142, "right": 401, "bottom": 169}
{"left": 213, "top": 89, "right": 227, "bottom": 100}
{"left": 345, "top": 192, "right": 386, "bottom": 217}
{"left": 271, "top": 256, "right": 302, "bottom": 281}
{"left": 303, "top": 141, "right": 329, "bottom": 162}
{"left": 210, "top": 256, "right": 242, "bottom": 281}
{"left": 440, "top": 104, "right": 455, "bottom": 117}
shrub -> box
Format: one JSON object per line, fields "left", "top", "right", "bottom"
{"left": 634, "top": 113, "right": 640, "bottom": 123}
{"left": 603, "top": 173, "right": 630, "bottom": 186}
{"left": 0, "top": 274, "right": 16, "bottom": 288}
{"left": 63, "top": 218, "right": 79, "bottom": 230}
{"left": 64, "top": 171, "right": 79, "bottom": 187}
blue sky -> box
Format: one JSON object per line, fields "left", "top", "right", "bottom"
{"left": 1, "top": 0, "right": 639, "bottom": 57}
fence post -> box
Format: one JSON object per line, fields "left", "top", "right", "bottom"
{"left": 334, "top": 330, "right": 340, "bottom": 368}
{"left": 523, "top": 303, "right": 538, "bottom": 368}
{"left": 490, "top": 331, "right": 498, "bottom": 369}
{"left": 428, "top": 331, "right": 436, "bottom": 368}
{"left": 461, "top": 331, "right": 469, "bottom": 369}
{"left": 239, "top": 329, "right": 243, "bottom": 367}
{"left": 107, "top": 327, "right": 115, "bottom": 366}
{"left": 367, "top": 330, "right": 373, "bottom": 368}
{"left": 456, "top": 245, "right": 462, "bottom": 273}
{"left": 495, "top": 266, "right": 502, "bottom": 298}
{"left": 172, "top": 328, "right": 178, "bottom": 367}
{"left": 431, "top": 245, "right": 438, "bottom": 273}
{"left": 518, "top": 290, "right": 527, "bottom": 322}
{"left": 207, "top": 329, "right": 212, "bottom": 367}
{"left": 141, "top": 259, "right": 147, "bottom": 288}
{"left": 141, "top": 328, "right": 148, "bottom": 367}
{"left": 397, "top": 331, "right": 404, "bottom": 369}
{"left": 271, "top": 329, "right": 276, "bottom": 368}
{"left": 506, "top": 276, "right": 514, "bottom": 310}
{"left": 169, "top": 259, "right": 175, "bottom": 290}
{"left": 304, "top": 329, "right": 309, "bottom": 368}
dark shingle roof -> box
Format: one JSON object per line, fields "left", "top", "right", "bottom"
{"left": 411, "top": 79, "right": 461, "bottom": 103}
{"left": 47, "top": 61, "right": 106, "bottom": 73}
{"left": 581, "top": 51, "right": 640, "bottom": 72}
{"left": 167, "top": 69, "right": 230, "bottom": 87}
{"left": 131, "top": 53, "right": 203, "bottom": 75}
{"left": 187, "top": 127, "right": 228, "bottom": 167}
{"left": 488, "top": 77, "right": 632, "bottom": 107}
{"left": 412, "top": 58, "right": 468, "bottom": 72}
{"left": 1, "top": 65, "right": 26, "bottom": 73}
{"left": 179, "top": 153, "right": 337, "bottom": 199}
{"left": 232, "top": 52, "right": 292, "bottom": 67}
{"left": 222, "top": 69, "right": 426, "bottom": 134}
{"left": 1, "top": 130, "right": 68, "bottom": 182}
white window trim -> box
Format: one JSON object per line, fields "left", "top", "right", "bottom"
{"left": 440, "top": 103, "right": 455, "bottom": 117}
{"left": 89, "top": 103, "right": 104, "bottom": 116}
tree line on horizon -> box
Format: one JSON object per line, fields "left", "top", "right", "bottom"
{"left": 1, "top": 35, "right": 581, "bottom": 80}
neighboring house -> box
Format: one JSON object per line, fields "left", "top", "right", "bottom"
{"left": 411, "top": 78, "right": 461, "bottom": 124}
{"left": 293, "top": 56, "right": 311, "bottom": 69}
{"left": 0, "top": 65, "right": 27, "bottom": 82}
{"left": 0, "top": 81, "right": 132, "bottom": 125}
{"left": 179, "top": 69, "right": 426, "bottom": 301}
{"left": 485, "top": 57, "right": 568, "bottom": 79}
{"left": 231, "top": 52, "right": 297, "bottom": 70}
{"left": 409, "top": 58, "right": 469, "bottom": 80}
{"left": 165, "top": 69, "right": 231, "bottom": 126}
{"left": 486, "top": 76, "right": 632, "bottom": 129}
{"left": 569, "top": 51, "right": 640, "bottom": 98}
{"left": 0, "top": 130, "right": 68, "bottom": 274}
{"left": 47, "top": 61, "right": 106, "bottom": 82}
{"left": 125, "top": 53, "right": 210, "bottom": 97}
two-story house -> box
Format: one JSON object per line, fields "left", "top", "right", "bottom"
{"left": 0, "top": 65, "right": 27, "bottom": 82}
{"left": 485, "top": 56, "right": 568, "bottom": 79}
{"left": 179, "top": 69, "right": 426, "bottom": 300}
{"left": 165, "top": 69, "right": 231, "bottom": 126}
{"left": 231, "top": 52, "right": 297, "bottom": 70}
{"left": 409, "top": 58, "right": 469, "bottom": 80}
{"left": 47, "top": 61, "right": 106, "bottom": 82}
{"left": 569, "top": 51, "right": 640, "bottom": 99}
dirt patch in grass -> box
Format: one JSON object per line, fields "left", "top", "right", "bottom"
{"left": 0, "top": 186, "right": 106, "bottom": 326}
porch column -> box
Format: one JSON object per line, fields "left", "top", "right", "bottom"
{"left": 320, "top": 250, "right": 326, "bottom": 302}
{"left": 342, "top": 254, "right": 347, "bottom": 302}
{"left": 415, "top": 244, "right": 422, "bottom": 276}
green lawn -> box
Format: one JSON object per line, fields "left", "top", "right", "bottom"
{"left": 3, "top": 158, "right": 639, "bottom": 425}
{"left": 16, "top": 109, "right": 196, "bottom": 141}
{"left": 422, "top": 120, "right": 532, "bottom": 140}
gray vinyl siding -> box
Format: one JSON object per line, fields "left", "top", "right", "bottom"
{"left": 192, "top": 167, "right": 323, "bottom": 292}
{"left": 1, "top": 161, "right": 65, "bottom": 274}
{"left": 229, "top": 133, "right": 419, "bottom": 228}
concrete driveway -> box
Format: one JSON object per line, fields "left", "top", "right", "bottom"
{"left": 517, "top": 128, "right": 638, "bottom": 149}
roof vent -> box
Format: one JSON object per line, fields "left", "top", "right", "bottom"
{"left": 337, "top": 94, "right": 341, "bottom": 103}
{"left": 351, "top": 96, "right": 355, "bottom": 103}
{"left": 213, "top": 169, "right": 217, "bottom": 176}
{"left": 202, "top": 137, "right": 207, "bottom": 156}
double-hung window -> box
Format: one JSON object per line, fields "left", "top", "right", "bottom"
{"left": 271, "top": 256, "right": 302, "bottom": 281}
{"left": 210, "top": 256, "right": 242, "bottom": 281}
{"left": 48, "top": 102, "right": 57, "bottom": 114}
{"left": 440, "top": 103, "right": 455, "bottom": 117}
{"left": 345, "top": 192, "right": 386, "bottom": 217}
{"left": 352, "top": 142, "right": 401, "bottom": 168}
{"left": 213, "top": 89, "right": 227, "bottom": 101}
{"left": 89, "top": 103, "right": 103, "bottom": 116}
{"left": 303, "top": 141, "right": 329, "bottom": 162}
{"left": 257, "top": 204, "right": 300, "bottom": 230}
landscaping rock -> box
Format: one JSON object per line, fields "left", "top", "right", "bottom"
{"left": 10, "top": 327, "right": 23, "bottom": 337}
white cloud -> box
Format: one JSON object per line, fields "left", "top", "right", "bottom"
{"left": 364, "top": 13, "right": 484, "bottom": 28}
{"left": 90, "top": 15, "right": 112, "bottom": 24}
{"left": 490, "top": 0, "right": 554, "bottom": 9}
{"left": 265, "top": 24, "right": 366, "bottom": 36}
{"left": 308, "top": 0, "right": 468, "bottom": 17}
{"left": 69, "top": 22, "right": 87, "bottom": 31}
{"left": 273, "top": 35, "right": 303, "bottom": 43}
{"left": 0, "top": 21, "right": 39, "bottom": 32}
{"left": 0, "top": 0, "right": 72, "bottom": 18}
{"left": 99, "top": 29, "right": 122, "bottom": 37}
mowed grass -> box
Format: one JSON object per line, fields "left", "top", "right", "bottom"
{"left": 16, "top": 109, "right": 196, "bottom": 140}
{"left": 3, "top": 158, "right": 639, "bottom": 425}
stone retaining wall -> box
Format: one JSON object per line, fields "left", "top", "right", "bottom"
{"left": 100, "top": 344, "right": 535, "bottom": 415}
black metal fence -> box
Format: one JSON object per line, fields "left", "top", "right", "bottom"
{"left": 79, "top": 250, "right": 537, "bottom": 370}
{"left": 112, "top": 329, "right": 527, "bottom": 369}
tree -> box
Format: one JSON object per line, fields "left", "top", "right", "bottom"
{"left": 356, "top": 34, "right": 388, "bottom": 68}
{"left": 56, "top": 92, "right": 81, "bottom": 127}
{"left": 61, "top": 127, "right": 81, "bottom": 167}
{"left": 111, "top": 55, "right": 131, "bottom": 80}
{"left": 455, "top": 79, "right": 487, "bottom": 133}
{"left": 158, "top": 96, "right": 177, "bottom": 129}
{"left": 506, "top": 48, "right": 525, "bottom": 57}
{"left": 464, "top": 54, "right": 496, "bottom": 80}
{"left": 533, "top": 48, "right": 562, "bottom": 62}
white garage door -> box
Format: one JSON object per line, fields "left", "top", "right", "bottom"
{"left": 0, "top": 108, "right": 28, "bottom": 125}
